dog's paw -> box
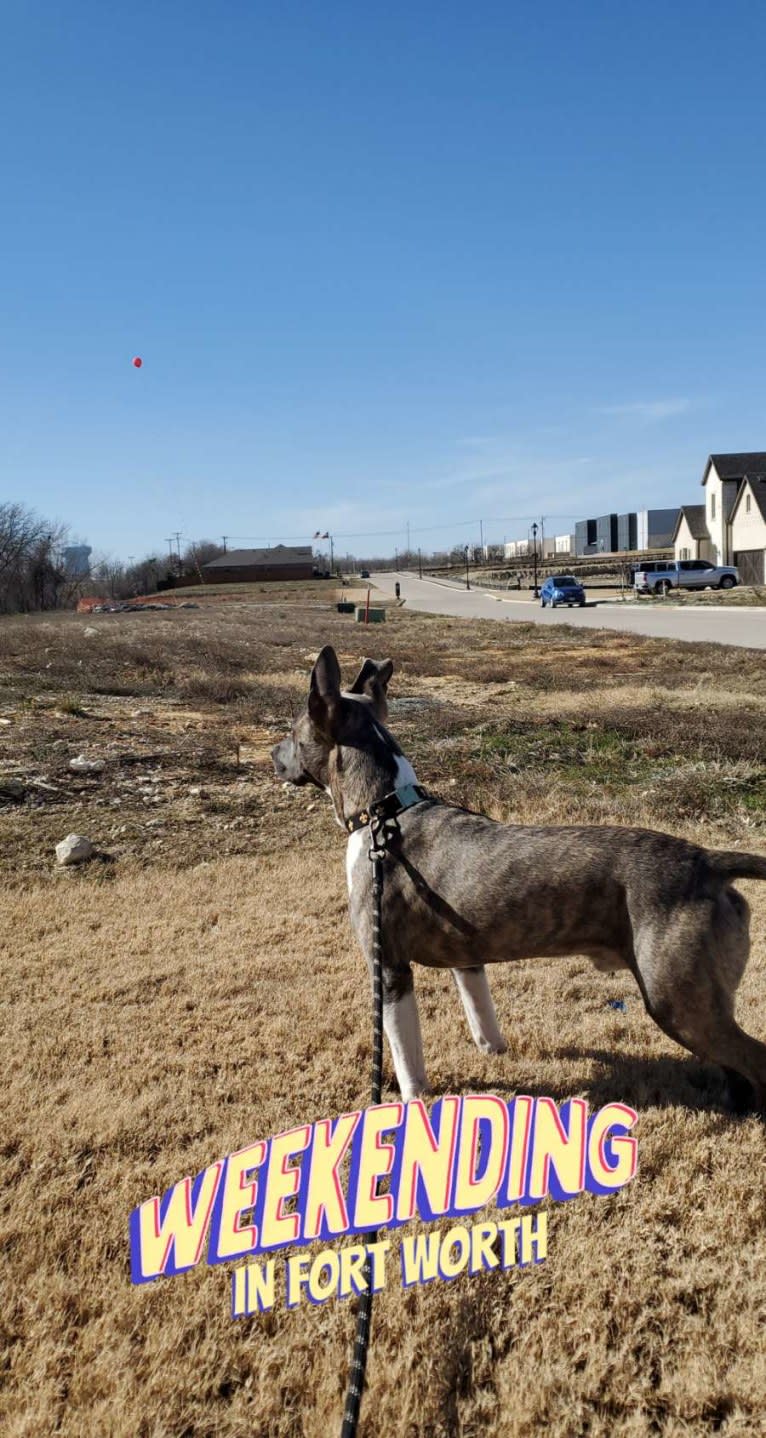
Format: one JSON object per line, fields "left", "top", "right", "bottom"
{"left": 476, "top": 1036, "right": 508, "bottom": 1055}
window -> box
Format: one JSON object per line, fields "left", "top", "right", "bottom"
{"left": 680, "top": 548, "right": 690, "bottom": 560}
{"left": 746, "top": 493, "right": 751, "bottom": 514}
{"left": 711, "top": 492, "right": 716, "bottom": 520}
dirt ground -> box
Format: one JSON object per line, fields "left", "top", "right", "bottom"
{"left": 1, "top": 593, "right": 766, "bottom": 1436}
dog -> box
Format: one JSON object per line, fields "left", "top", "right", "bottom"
{"left": 272, "top": 646, "right": 766, "bottom": 1113}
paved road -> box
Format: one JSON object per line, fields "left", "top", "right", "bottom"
{"left": 371, "top": 573, "right": 766, "bottom": 650}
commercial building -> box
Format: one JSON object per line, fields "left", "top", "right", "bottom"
{"left": 201, "top": 545, "right": 315, "bottom": 584}
{"left": 636, "top": 509, "right": 679, "bottom": 551}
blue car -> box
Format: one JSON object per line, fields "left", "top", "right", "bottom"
{"left": 540, "top": 574, "right": 586, "bottom": 608}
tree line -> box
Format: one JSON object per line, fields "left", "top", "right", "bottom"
{"left": 0, "top": 502, "right": 225, "bottom": 613}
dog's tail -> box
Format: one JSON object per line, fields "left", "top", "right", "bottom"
{"left": 707, "top": 849, "right": 766, "bottom": 881}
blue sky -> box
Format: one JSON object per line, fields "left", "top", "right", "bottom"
{"left": 3, "top": 1, "right": 766, "bottom": 560}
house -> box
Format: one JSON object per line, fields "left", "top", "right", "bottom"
{"left": 201, "top": 545, "right": 315, "bottom": 584}
{"left": 673, "top": 453, "right": 766, "bottom": 581}
{"left": 673, "top": 505, "right": 712, "bottom": 562}
{"left": 729, "top": 477, "right": 766, "bottom": 585}
{"left": 701, "top": 453, "right": 766, "bottom": 565}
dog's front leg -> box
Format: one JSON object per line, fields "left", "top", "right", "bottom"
{"left": 452, "top": 966, "right": 508, "bottom": 1055}
{"left": 382, "top": 968, "right": 432, "bottom": 1101}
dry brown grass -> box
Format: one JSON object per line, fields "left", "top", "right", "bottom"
{"left": 2, "top": 592, "right": 766, "bottom": 1435}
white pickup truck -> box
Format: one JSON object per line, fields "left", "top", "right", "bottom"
{"left": 633, "top": 559, "right": 739, "bottom": 595}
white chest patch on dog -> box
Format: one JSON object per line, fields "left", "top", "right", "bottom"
{"left": 346, "top": 828, "right": 366, "bottom": 896}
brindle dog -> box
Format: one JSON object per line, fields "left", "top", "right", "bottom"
{"left": 273, "top": 646, "right": 766, "bottom": 1113}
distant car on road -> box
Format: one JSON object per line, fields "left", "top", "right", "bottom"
{"left": 359, "top": 569, "right": 370, "bottom": 579}
{"left": 633, "top": 560, "right": 739, "bottom": 595}
{"left": 540, "top": 574, "right": 586, "bottom": 608}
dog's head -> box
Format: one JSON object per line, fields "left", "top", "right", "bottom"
{"left": 271, "top": 646, "right": 395, "bottom": 797}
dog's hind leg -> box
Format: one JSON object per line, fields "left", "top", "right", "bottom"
{"left": 451, "top": 966, "right": 508, "bottom": 1055}
{"left": 382, "top": 968, "right": 432, "bottom": 1102}
{"left": 633, "top": 898, "right": 766, "bottom": 1114}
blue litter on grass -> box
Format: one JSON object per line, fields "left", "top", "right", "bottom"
{"left": 607, "top": 999, "right": 627, "bottom": 1011}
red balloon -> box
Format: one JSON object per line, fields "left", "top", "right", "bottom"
{"left": 132, "top": 356, "right": 143, "bottom": 368}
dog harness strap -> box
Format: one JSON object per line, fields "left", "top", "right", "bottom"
{"left": 344, "top": 782, "right": 432, "bottom": 834}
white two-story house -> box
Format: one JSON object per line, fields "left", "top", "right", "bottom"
{"left": 673, "top": 452, "right": 766, "bottom": 584}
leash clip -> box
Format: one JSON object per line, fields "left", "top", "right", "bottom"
{"left": 368, "top": 811, "right": 400, "bottom": 861}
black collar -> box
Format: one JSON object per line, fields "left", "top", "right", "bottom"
{"left": 344, "top": 783, "right": 431, "bottom": 834}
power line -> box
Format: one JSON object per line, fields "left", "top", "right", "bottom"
{"left": 220, "top": 514, "right": 580, "bottom": 545}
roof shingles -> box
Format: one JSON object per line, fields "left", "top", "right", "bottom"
{"left": 203, "top": 545, "right": 313, "bottom": 570}
{"left": 705, "top": 452, "right": 766, "bottom": 483}
{"left": 676, "top": 504, "right": 709, "bottom": 541}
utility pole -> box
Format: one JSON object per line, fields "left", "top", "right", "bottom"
{"left": 464, "top": 545, "right": 471, "bottom": 590}
{"left": 479, "top": 519, "right": 484, "bottom": 553}
{"left": 221, "top": 536, "right": 228, "bottom": 552}
{"left": 329, "top": 535, "right": 334, "bottom": 572}
{"left": 418, "top": 548, "right": 422, "bottom": 579}
{"left": 394, "top": 548, "right": 398, "bottom": 570}
{"left": 531, "top": 522, "right": 539, "bottom": 598}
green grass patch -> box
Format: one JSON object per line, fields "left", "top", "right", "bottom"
{"left": 476, "top": 719, "right": 662, "bottom": 784}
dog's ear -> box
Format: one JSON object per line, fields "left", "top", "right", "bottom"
{"left": 348, "top": 657, "right": 393, "bottom": 694}
{"left": 348, "top": 657, "right": 394, "bottom": 718}
{"left": 308, "top": 646, "right": 343, "bottom": 740}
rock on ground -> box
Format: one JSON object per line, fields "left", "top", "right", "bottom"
{"left": 55, "top": 834, "right": 95, "bottom": 866}
{"left": 69, "top": 755, "right": 105, "bottom": 774}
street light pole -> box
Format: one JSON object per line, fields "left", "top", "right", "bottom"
{"left": 464, "top": 545, "right": 471, "bottom": 590}
{"left": 418, "top": 548, "right": 422, "bottom": 579}
{"left": 531, "top": 522, "right": 539, "bottom": 597}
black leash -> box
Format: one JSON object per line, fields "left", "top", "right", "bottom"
{"left": 339, "top": 817, "right": 391, "bottom": 1438}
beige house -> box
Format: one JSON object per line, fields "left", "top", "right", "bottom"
{"left": 674, "top": 453, "right": 766, "bottom": 583}
{"left": 729, "top": 477, "right": 766, "bottom": 585}
{"left": 701, "top": 452, "right": 766, "bottom": 564}
{"left": 673, "top": 505, "right": 712, "bottom": 562}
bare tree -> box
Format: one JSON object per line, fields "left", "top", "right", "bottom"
{"left": 182, "top": 539, "right": 223, "bottom": 570}
{"left": 87, "top": 553, "right": 126, "bottom": 601}
{"left": 0, "top": 504, "right": 71, "bottom": 613}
